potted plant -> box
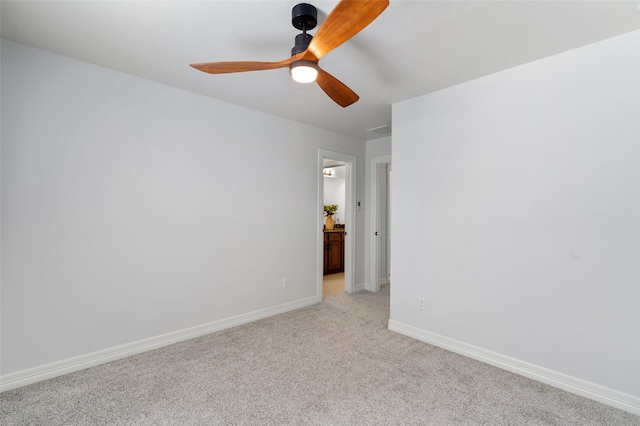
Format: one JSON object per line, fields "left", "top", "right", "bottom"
{"left": 324, "top": 204, "right": 338, "bottom": 230}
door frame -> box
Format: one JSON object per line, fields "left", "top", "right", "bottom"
{"left": 368, "top": 155, "right": 391, "bottom": 293}
{"left": 318, "top": 149, "right": 356, "bottom": 300}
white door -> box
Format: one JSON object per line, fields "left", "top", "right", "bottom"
{"left": 386, "top": 165, "right": 392, "bottom": 283}
{"left": 377, "top": 162, "right": 388, "bottom": 286}
{"left": 368, "top": 155, "right": 391, "bottom": 292}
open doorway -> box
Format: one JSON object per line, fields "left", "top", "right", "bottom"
{"left": 322, "top": 162, "right": 346, "bottom": 298}
{"left": 317, "top": 150, "right": 356, "bottom": 300}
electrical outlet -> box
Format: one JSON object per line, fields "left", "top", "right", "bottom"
{"left": 418, "top": 297, "right": 426, "bottom": 310}
{"left": 282, "top": 278, "right": 288, "bottom": 288}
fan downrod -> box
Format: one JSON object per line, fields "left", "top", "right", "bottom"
{"left": 291, "top": 3, "right": 317, "bottom": 55}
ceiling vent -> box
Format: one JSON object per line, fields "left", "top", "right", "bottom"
{"left": 366, "top": 125, "right": 391, "bottom": 135}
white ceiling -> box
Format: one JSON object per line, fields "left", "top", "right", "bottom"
{"left": 2, "top": 1, "right": 639, "bottom": 140}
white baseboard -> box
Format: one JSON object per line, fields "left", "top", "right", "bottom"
{"left": 1, "top": 296, "right": 318, "bottom": 392}
{"left": 363, "top": 281, "right": 386, "bottom": 292}
{"left": 388, "top": 320, "right": 640, "bottom": 416}
{"left": 354, "top": 282, "right": 366, "bottom": 293}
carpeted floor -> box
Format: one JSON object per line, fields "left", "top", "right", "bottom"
{"left": 1, "top": 284, "right": 638, "bottom": 425}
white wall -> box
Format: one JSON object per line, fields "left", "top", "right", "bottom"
{"left": 0, "top": 40, "right": 366, "bottom": 378}
{"left": 323, "top": 166, "right": 346, "bottom": 224}
{"left": 366, "top": 137, "right": 392, "bottom": 159}
{"left": 391, "top": 29, "right": 640, "bottom": 407}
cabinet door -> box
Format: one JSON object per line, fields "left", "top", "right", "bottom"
{"left": 323, "top": 232, "right": 330, "bottom": 274}
{"left": 325, "top": 232, "right": 344, "bottom": 274}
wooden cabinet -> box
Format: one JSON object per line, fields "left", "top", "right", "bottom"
{"left": 323, "top": 230, "right": 344, "bottom": 275}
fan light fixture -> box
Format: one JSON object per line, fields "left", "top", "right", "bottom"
{"left": 290, "top": 61, "right": 318, "bottom": 83}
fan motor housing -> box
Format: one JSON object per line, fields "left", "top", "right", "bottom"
{"left": 291, "top": 33, "right": 313, "bottom": 55}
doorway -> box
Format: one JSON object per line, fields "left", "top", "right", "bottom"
{"left": 322, "top": 162, "right": 346, "bottom": 298}
{"left": 317, "top": 150, "right": 356, "bottom": 300}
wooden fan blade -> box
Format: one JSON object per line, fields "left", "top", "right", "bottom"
{"left": 190, "top": 57, "right": 295, "bottom": 74}
{"left": 304, "top": 0, "right": 389, "bottom": 61}
{"left": 316, "top": 68, "right": 359, "bottom": 108}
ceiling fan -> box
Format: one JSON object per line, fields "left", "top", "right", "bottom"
{"left": 190, "top": 0, "right": 389, "bottom": 108}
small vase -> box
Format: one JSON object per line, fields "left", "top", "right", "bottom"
{"left": 325, "top": 214, "right": 335, "bottom": 230}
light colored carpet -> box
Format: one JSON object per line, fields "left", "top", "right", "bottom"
{"left": 1, "top": 285, "right": 638, "bottom": 425}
